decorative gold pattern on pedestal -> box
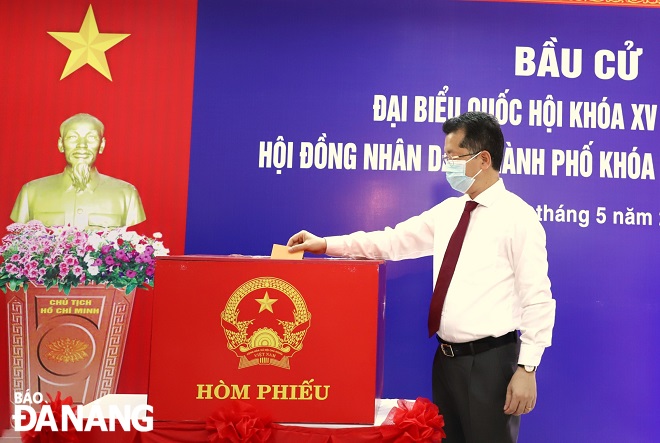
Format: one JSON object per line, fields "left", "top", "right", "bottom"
{"left": 9, "top": 297, "right": 26, "bottom": 394}
{"left": 45, "top": 338, "right": 89, "bottom": 363}
{"left": 6, "top": 286, "right": 136, "bottom": 413}
{"left": 96, "top": 300, "right": 128, "bottom": 397}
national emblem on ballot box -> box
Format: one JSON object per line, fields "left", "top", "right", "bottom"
{"left": 221, "top": 277, "right": 311, "bottom": 369}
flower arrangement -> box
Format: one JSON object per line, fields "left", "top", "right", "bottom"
{"left": 0, "top": 220, "right": 169, "bottom": 295}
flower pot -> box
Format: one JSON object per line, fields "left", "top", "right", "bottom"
{"left": 5, "top": 284, "right": 135, "bottom": 411}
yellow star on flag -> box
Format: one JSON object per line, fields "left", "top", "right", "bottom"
{"left": 255, "top": 292, "right": 278, "bottom": 313}
{"left": 48, "top": 5, "right": 130, "bottom": 81}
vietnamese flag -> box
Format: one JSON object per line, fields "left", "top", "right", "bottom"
{"left": 0, "top": 0, "right": 196, "bottom": 255}
{"left": 0, "top": 0, "right": 197, "bottom": 427}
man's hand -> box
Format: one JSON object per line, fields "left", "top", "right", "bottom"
{"left": 287, "top": 230, "right": 327, "bottom": 254}
{"left": 503, "top": 367, "right": 537, "bottom": 416}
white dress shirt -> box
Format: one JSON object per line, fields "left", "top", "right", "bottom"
{"left": 325, "top": 179, "right": 555, "bottom": 366}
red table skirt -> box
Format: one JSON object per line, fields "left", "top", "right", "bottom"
{"left": 11, "top": 397, "right": 445, "bottom": 442}
{"left": 10, "top": 421, "right": 429, "bottom": 443}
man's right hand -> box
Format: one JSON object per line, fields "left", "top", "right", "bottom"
{"left": 287, "top": 230, "right": 327, "bottom": 254}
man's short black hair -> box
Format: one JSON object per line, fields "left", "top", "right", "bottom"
{"left": 442, "top": 112, "right": 504, "bottom": 171}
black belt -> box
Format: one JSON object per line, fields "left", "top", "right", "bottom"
{"left": 436, "top": 331, "right": 518, "bottom": 357}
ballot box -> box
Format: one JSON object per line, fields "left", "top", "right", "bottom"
{"left": 148, "top": 255, "right": 386, "bottom": 424}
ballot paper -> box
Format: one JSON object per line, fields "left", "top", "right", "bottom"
{"left": 271, "top": 243, "right": 304, "bottom": 260}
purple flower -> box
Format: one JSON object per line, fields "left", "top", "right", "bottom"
{"left": 93, "top": 258, "right": 103, "bottom": 266}
{"left": 138, "top": 253, "right": 153, "bottom": 264}
{"left": 146, "top": 264, "right": 155, "bottom": 277}
{"left": 116, "top": 250, "right": 130, "bottom": 262}
{"left": 104, "top": 256, "right": 116, "bottom": 266}
{"left": 144, "top": 245, "right": 155, "bottom": 255}
{"left": 125, "top": 269, "right": 137, "bottom": 278}
{"left": 100, "top": 245, "right": 113, "bottom": 255}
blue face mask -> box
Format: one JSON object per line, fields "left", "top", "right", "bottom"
{"left": 442, "top": 152, "right": 483, "bottom": 194}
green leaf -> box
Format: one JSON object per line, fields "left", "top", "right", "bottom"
{"left": 8, "top": 280, "right": 19, "bottom": 292}
{"left": 58, "top": 282, "right": 72, "bottom": 296}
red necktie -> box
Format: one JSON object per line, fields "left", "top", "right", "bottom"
{"left": 427, "top": 200, "right": 479, "bottom": 337}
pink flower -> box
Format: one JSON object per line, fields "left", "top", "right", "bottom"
{"left": 125, "top": 269, "right": 137, "bottom": 278}
{"left": 59, "top": 263, "right": 70, "bottom": 278}
{"left": 6, "top": 223, "right": 22, "bottom": 232}
{"left": 72, "top": 265, "right": 83, "bottom": 277}
{"left": 64, "top": 255, "right": 77, "bottom": 266}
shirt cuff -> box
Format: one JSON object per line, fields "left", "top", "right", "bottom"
{"left": 518, "top": 343, "right": 545, "bottom": 367}
{"left": 324, "top": 236, "right": 346, "bottom": 257}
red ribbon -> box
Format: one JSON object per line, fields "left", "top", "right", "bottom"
{"left": 20, "top": 392, "right": 80, "bottom": 443}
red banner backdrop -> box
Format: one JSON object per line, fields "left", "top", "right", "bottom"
{"left": 0, "top": 0, "right": 198, "bottom": 429}
{"left": 0, "top": 0, "right": 197, "bottom": 254}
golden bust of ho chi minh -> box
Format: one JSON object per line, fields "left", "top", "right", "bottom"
{"left": 10, "top": 113, "right": 146, "bottom": 229}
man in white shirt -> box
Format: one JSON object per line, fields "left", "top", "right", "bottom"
{"left": 287, "top": 112, "right": 556, "bottom": 443}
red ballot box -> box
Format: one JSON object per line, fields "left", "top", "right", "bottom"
{"left": 148, "top": 255, "right": 386, "bottom": 424}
